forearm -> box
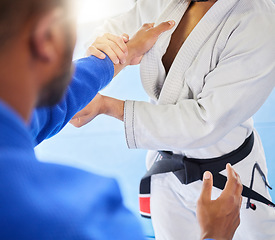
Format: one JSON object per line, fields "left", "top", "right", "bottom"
{"left": 112, "top": 50, "right": 132, "bottom": 78}
{"left": 101, "top": 96, "right": 125, "bottom": 121}
{"left": 112, "top": 38, "right": 143, "bottom": 77}
{"left": 107, "top": 20, "right": 175, "bottom": 77}
{"left": 70, "top": 21, "right": 175, "bottom": 128}
{"left": 31, "top": 56, "right": 114, "bottom": 144}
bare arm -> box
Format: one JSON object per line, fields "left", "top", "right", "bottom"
{"left": 70, "top": 21, "right": 175, "bottom": 126}
{"left": 113, "top": 21, "right": 175, "bottom": 77}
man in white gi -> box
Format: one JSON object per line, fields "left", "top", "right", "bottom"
{"left": 71, "top": 0, "right": 275, "bottom": 239}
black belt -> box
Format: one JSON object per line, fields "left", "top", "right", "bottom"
{"left": 139, "top": 133, "right": 275, "bottom": 218}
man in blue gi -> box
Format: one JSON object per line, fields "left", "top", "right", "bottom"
{"left": 0, "top": 0, "right": 242, "bottom": 239}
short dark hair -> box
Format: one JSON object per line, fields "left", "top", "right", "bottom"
{"left": 0, "top": 0, "right": 67, "bottom": 48}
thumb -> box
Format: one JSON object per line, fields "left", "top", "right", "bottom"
{"left": 121, "top": 33, "right": 129, "bottom": 43}
{"left": 69, "top": 117, "right": 81, "bottom": 127}
{"left": 69, "top": 115, "right": 92, "bottom": 128}
{"left": 71, "top": 111, "right": 83, "bottom": 120}
{"left": 151, "top": 20, "right": 175, "bottom": 36}
{"left": 199, "top": 171, "right": 213, "bottom": 202}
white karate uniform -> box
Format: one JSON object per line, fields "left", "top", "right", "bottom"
{"left": 87, "top": 0, "right": 275, "bottom": 239}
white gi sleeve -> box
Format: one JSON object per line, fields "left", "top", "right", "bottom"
{"left": 84, "top": 0, "right": 169, "bottom": 49}
{"left": 124, "top": 12, "right": 275, "bottom": 151}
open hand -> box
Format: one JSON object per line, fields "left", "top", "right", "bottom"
{"left": 70, "top": 94, "right": 125, "bottom": 127}
{"left": 197, "top": 164, "right": 243, "bottom": 240}
{"left": 126, "top": 21, "right": 175, "bottom": 65}
{"left": 87, "top": 21, "right": 175, "bottom": 66}
{"left": 70, "top": 93, "right": 104, "bottom": 127}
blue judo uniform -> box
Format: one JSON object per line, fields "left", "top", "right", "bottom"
{"left": 0, "top": 56, "right": 145, "bottom": 240}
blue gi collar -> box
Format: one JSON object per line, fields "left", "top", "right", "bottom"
{"left": 0, "top": 99, "right": 34, "bottom": 150}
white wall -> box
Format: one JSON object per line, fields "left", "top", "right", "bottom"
{"left": 76, "top": 0, "right": 136, "bottom": 24}
{"left": 74, "top": 0, "right": 136, "bottom": 59}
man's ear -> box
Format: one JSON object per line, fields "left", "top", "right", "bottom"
{"left": 30, "top": 8, "right": 64, "bottom": 62}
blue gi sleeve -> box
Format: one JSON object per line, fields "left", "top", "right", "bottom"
{"left": 30, "top": 55, "right": 114, "bottom": 145}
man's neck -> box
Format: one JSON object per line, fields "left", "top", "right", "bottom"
{"left": 0, "top": 55, "right": 36, "bottom": 124}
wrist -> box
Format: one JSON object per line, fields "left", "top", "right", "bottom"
{"left": 201, "top": 232, "right": 216, "bottom": 240}
{"left": 101, "top": 96, "right": 125, "bottom": 121}
{"left": 125, "top": 42, "right": 136, "bottom": 64}
{"left": 98, "top": 95, "right": 107, "bottom": 115}
{"left": 112, "top": 42, "right": 136, "bottom": 77}
{"left": 201, "top": 233, "right": 227, "bottom": 240}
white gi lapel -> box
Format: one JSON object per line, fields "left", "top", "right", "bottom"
{"left": 159, "top": 0, "right": 241, "bottom": 105}
{"left": 141, "top": 0, "right": 240, "bottom": 105}
{"left": 140, "top": 0, "right": 190, "bottom": 102}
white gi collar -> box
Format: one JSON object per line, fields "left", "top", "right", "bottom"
{"left": 140, "top": 0, "right": 240, "bottom": 104}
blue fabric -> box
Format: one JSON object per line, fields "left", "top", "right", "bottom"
{"left": 0, "top": 56, "right": 145, "bottom": 240}
{"left": 30, "top": 56, "right": 114, "bottom": 145}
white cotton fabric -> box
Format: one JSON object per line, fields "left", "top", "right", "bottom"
{"left": 87, "top": 0, "right": 275, "bottom": 239}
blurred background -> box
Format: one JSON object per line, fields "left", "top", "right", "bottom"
{"left": 73, "top": 0, "right": 137, "bottom": 59}
{"left": 35, "top": 0, "right": 275, "bottom": 239}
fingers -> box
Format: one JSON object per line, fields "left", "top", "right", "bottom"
{"left": 235, "top": 172, "right": 243, "bottom": 197}
{"left": 69, "top": 117, "right": 82, "bottom": 128}
{"left": 87, "top": 46, "right": 106, "bottom": 59}
{"left": 221, "top": 164, "right": 243, "bottom": 201}
{"left": 70, "top": 116, "right": 91, "bottom": 128}
{"left": 149, "top": 20, "right": 175, "bottom": 36}
{"left": 198, "top": 171, "right": 213, "bottom": 203}
{"left": 226, "top": 164, "right": 242, "bottom": 193}
{"left": 239, "top": 194, "right": 243, "bottom": 208}
{"left": 121, "top": 33, "right": 129, "bottom": 43}
{"left": 223, "top": 164, "right": 237, "bottom": 193}
{"left": 70, "top": 113, "right": 81, "bottom": 121}
{"left": 141, "top": 23, "right": 155, "bottom": 30}
{"left": 70, "top": 111, "right": 86, "bottom": 128}
{"left": 87, "top": 33, "right": 128, "bottom": 64}
{"left": 95, "top": 43, "right": 121, "bottom": 64}
{"left": 104, "top": 33, "right": 128, "bottom": 57}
